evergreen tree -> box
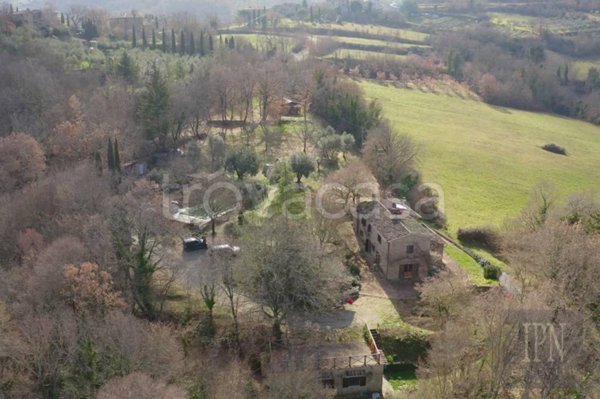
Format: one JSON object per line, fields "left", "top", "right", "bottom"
{"left": 107, "top": 138, "right": 115, "bottom": 171}
{"left": 152, "top": 29, "right": 156, "bottom": 50}
{"left": 229, "top": 36, "right": 235, "bottom": 49}
{"left": 219, "top": 34, "right": 223, "bottom": 47}
{"left": 199, "top": 31, "right": 205, "bottom": 56}
{"left": 180, "top": 30, "right": 185, "bottom": 55}
{"left": 155, "top": 16, "right": 159, "bottom": 29}
{"left": 61, "top": 12, "right": 65, "bottom": 25}
{"left": 9, "top": 4, "right": 13, "bottom": 14}
{"left": 138, "top": 64, "right": 171, "bottom": 151}
{"left": 114, "top": 138, "right": 121, "bottom": 172}
{"left": 557, "top": 66, "right": 562, "bottom": 81}
{"left": 142, "top": 27, "right": 147, "bottom": 49}
{"left": 208, "top": 34, "right": 214, "bottom": 52}
{"left": 171, "top": 29, "right": 176, "bottom": 53}
{"left": 564, "top": 64, "right": 569, "bottom": 83}
{"left": 94, "top": 152, "right": 103, "bottom": 175}
{"left": 117, "top": 51, "right": 138, "bottom": 84}
{"left": 82, "top": 19, "right": 99, "bottom": 41}
{"left": 132, "top": 26, "right": 137, "bottom": 48}
{"left": 189, "top": 32, "right": 195, "bottom": 55}
{"left": 67, "top": 14, "right": 70, "bottom": 27}
{"left": 161, "top": 29, "right": 166, "bottom": 52}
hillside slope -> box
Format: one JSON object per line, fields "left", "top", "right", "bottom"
{"left": 361, "top": 80, "right": 600, "bottom": 234}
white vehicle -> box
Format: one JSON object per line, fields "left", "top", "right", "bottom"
{"left": 209, "top": 244, "right": 240, "bottom": 256}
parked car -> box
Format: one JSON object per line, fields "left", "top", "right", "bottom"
{"left": 209, "top": 244, "right": 240, "bottom": 256}
{"left": 183, "top": 237, "right": 208, "bottom": 251}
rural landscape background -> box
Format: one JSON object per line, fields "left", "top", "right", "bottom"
{"left": 0, "top": 0, "right": 599, "bottom": 398}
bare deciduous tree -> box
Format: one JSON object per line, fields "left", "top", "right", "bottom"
{"left": 97, "top": 372, "right": 186, "bottom": 399}
{"left": 239, "top": 216, "right": 349, "bottom": 343}
{"left": 0, "top": 132, "right": 46, "bottom": 192}
{"left": 362, "top": 122, "right": 419, "bottom": 190}
{"left": 324, "top": 159, "right": 377, "bottom": 207}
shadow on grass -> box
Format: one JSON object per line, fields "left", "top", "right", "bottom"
{"left": 489, "top": 104, "right": 512, "bottom": 114}
{"left": 384, "top": 363, "right": 418, "bottom": 391}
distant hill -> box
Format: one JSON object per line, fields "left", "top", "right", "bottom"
{"left": 18, "top": 0, "right": 302, "bottom": 20}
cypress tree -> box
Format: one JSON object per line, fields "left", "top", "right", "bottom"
{"left": 152, "top": 29, "right": 156, "bottom": 50}
{"left": 114, "top": 138, "right": 121, "bottom": 173}
{"left": 107, "top": 138, "right": 115, "bottom": 171}
{"left": 199, "top": 31, "right": 205, "bottom": 56}
{"left": 208, "top": 34, "right": 214, "bottom": 52}
{"left": 142, "top": 27, "right": 147, "bottom": 49}
{"left": 132, "top": 26, "right": 137, "bottom": 48}
{"left": 161, "top": 29, "right": 166, "bottom": 52}
{"left": 180, "top": 30, "right": 185, "bottom": 55}
{"left": 171, "top": 29, "right": 176, "bottom": 53}
{"left": 189, "top": 32, "right": 195, "bottom": 55}
{"left": 155, "top": 16, "right": 159, "bottom": 29}
{"left": 229, "top": 36, "right": 235, "bottom": 49}
{"left": 219, "top": 34, "right": 223, "bottom": 47}
{"left": 67, "top": 14, "right": 70, "bottom": 27}
{"left": 94, "top": 152, "right": 103, "bottom": 175}
{"left": 61, "top": 12, "right": 65, "bottom": 24}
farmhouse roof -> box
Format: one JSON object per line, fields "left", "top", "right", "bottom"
{"left": 356, "top": 200, "right": 435, "bottom": 242}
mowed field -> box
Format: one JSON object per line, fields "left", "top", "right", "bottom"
{"left": 361, "top": 80, "right": 600, "bottom": 234}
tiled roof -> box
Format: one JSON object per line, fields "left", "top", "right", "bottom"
{"left": 356, "top": 200, "right": 435, "bottom": 242}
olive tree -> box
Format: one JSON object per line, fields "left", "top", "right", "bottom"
{"left": 290, "top": 152, "right": 315, "bottom": 183}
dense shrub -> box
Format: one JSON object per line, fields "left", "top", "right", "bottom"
{"left": 379, "top": 329, "right": 430, "bottom": 365}
{"left": 483, "top": 264, "right": 502, "bottom": 280}
{"left": 344, "top": 256, "right": 361, "bottom": 277}
{"left": 457, "top": 226, "right": 502, "bottom": 253}
{"left": 542, "top": 143, "right": 567, "bottom": 156}
{"left": 223, "top": 222, "right": 241, "bottom": 238}
{"left": 310, "top": 75, "right": 381, "bottom": 146}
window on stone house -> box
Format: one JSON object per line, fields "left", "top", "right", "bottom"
{"left": 407, "top": 245, "right": 414, "bottom": 254}
{"left": 342, "top": 369, "right": 367, "bottom": 388}
{"left": 322, "top": 378, "right": 335, "bottom": 388}
{"left": 377, "top": 234, "right": 382, "bottom": 244}
{"left": 342, "top": 376, "right": 367, "bottom": 387}
{"left": 368, "top": 224, "right": 372, "bottom": 232}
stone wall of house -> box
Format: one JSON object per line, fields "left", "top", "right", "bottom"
{"left": 354, "top": 214, "right": 434, "bottom": 282}
{"left": 323, "top": 364, "right": 384, "bottom": 396}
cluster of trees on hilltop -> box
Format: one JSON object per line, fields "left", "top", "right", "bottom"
{"left": 432, "top": 26, "right": 600, "bottom": 124}
{"left": 272, "top": 0, "right": 419, "bottom": 28}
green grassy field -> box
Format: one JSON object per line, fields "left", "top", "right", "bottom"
{"left": 445, "top": 245, "right": 498, "bottom": 287}
{"left": 313, "top": 34, "right": 429, "bottom": 49}
{"left": 231, "top": 33, "right": 296, "bottom": 51}
{"left": 360, "top": 80, "right": 600, "bottom": 235}
{"left": 573, "top": 58, "right": 600, "bottom": 80}
{"left": 326, "top": 49, "right": 408, "bottom": 61}
{"left": 279, "top": 18, "right": 429, "bottom": 42}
